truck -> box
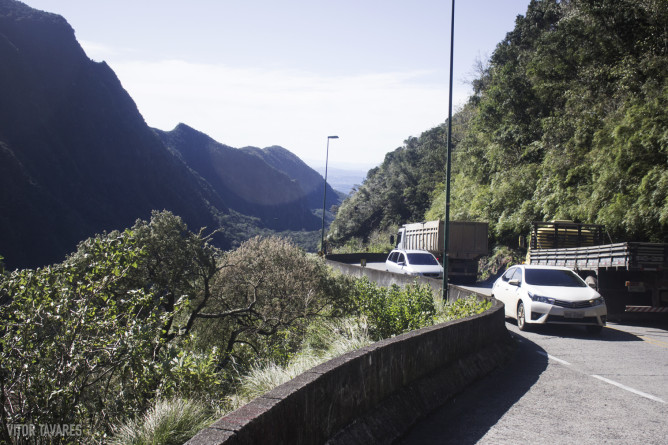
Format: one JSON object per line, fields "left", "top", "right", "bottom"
{"left": 526, "top": 221, "right": 668, "bottom": 320}
{"left": 395, "top": 220, "right": 488, "bottom": 284}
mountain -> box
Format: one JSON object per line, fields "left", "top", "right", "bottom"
{"left": 0, "top": 0, "right": 230, "bottom": 269}
{"left": 155, "top": 125, "right": 321, "bottom": 231}
{"left": 0, "top": 0, "right": 338, "bottom": 270}
{"left": 241, "top": 145, "right": 345, "bottom": 209}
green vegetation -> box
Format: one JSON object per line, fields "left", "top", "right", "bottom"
{"left": 349, "top": 278, "right": 437, "bottom": 340}
{"left": 225, "top": 318, "right": 373, "bottom": 412}
{"left": 331, "top": 227, "right": 397, "bottom": 254}
{"left": 436, "top": 296, "right": 492, "bottom": 324}
{"left": 110, "top": 399, "right": 215, "bottom": 445}
{"left": 329, "top": 0, "right": 668, "bottom": 248}
{"left": 0, "top": 211, "right": 488, "bottom": 444}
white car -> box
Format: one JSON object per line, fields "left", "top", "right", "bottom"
{"left": 492, "top": 264, "right": 607, "bottom": 334}
{"left": 385, "top": 249, "right": 444, "bottom": 278}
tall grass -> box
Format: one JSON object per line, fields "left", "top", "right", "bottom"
{"left": 226, "top": 318, "right": 372, "bottom": 411}
{"left": 110, "top": 398, "right": 217, "bottom": 445}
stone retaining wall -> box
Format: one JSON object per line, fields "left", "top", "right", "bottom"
{"left": 186, "top": 294, "right": 511, "bottom": 445}
{"left": 325, "top": 257, "right": 446, "bottom": 296}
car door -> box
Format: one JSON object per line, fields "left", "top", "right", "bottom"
{"left": 386, "top": 251, "right": 398, "bottom": 273}
{"left": 396, "top": 252, "right": 408, "bottom": 273}
{"left": 494, "top": 267, "right": 518, "bottom": 317}
{"left": 505, "top": 268, "right": 524, "bottom": 318}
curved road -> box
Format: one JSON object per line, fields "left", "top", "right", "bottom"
{"left": 398, "top": 319, "right": 668, "bottom": 444}
{"left": 356, "top": 263, "right": 667, "bottom": 443}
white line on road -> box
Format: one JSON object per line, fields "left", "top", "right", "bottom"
{"left": 537, "top": 350, "right": 571, "bottom": 366}
{"left": 536, "top": 350, "right": 666, "bottom": 404}
{"left": 591, "top": 375, "right": 667, "bottom": 404}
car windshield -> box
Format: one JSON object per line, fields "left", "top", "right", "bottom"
{"left": 524, "top": 269, "right": 586, "bottom": 287}
{"left": 407, "top": 253, "right": 439, "bottom": 266}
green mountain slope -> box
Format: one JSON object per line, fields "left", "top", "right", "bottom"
{"left": 330, "top": 0, "right": 668, "bottom": 247}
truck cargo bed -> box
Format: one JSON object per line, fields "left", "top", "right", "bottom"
{"left": 528, "top": 242, "right": 668, "bottom": 271}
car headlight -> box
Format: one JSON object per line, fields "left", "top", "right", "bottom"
{"left": 528, "top": 292, "right": 555, "bottom": 305}
{"left": 589, "top": 297, "right": 605, "bottom": 306}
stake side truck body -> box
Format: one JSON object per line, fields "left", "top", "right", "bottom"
{"left": 396, "top": 220, "right": 488, "bottom": 284}
{"left": 527, "top": 221, "right": 668, "bottom": 319}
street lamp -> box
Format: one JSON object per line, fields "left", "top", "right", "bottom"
{"left": 321, "top": 135, "right": 339, "bottom": 255}
{"left": 443, "top": 0, "right": 455, "bottom": 301}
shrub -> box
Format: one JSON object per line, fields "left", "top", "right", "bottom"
{"left": 0, "top": 234, "right": 166, "bottom": 440}
{"left": 198, "top": 236, "right": 349, "bottom": 370}
{"left": 350, "top": 277, "right": 436, "bottom": 340}
{"left": 436, "top": 296, "right": 492, "bottom": 324}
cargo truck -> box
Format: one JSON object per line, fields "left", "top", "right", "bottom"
{"left": 394, "top": 220, "right": 488, "bottom": 284}
{"left": 526, "top": 221, "right": 668, "bottom": 320}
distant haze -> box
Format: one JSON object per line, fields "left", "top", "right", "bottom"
{"left": 307, "top": 162, "right": 372, "bottom": 195}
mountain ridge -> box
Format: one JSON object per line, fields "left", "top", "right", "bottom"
{"left": 0, "top": 0, "right": 340, "bottom": 270}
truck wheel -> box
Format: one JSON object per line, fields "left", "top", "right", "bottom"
{"left": 517, "top": 301, "right": 528, "bottom": 331}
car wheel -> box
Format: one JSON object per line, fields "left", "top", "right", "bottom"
{"left": 586, "top": 324, "right": 603, "bottom": 335}
{"left": 517, "top": 301, "right": 528, "bottom": 331}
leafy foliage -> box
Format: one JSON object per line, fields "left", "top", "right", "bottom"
{"left": 0, "top": 232, "right": 164, "bottom": 439}
{"left": 0, "top": 212, "right": 350, "bottom": 442}
{"left": 0, "top": 212, "right": 223, "bottom": 440}
{"left": 349, "top": 278, "right": 436, "bottom": 340}
{"left": 328, "top": 121, "right": 466, "bottom": 246}
{"left": 437, "top": 297, "right": 492, "bottom": 324}
{"left": 197, "top": 235, "right": 346, "bottom": 369}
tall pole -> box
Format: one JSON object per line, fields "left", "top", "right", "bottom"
{"left": 442, "top": 0, "right": 455, "bottom": 302}
{"left": 321, "top": 135, "right": 339, "bottom": 255}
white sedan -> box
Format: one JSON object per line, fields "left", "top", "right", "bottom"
{"left": 492, "top": 265, "right": 607, "bottom": 334}
{"left": 385, "top": 249, "right": 444, "bottom": 279}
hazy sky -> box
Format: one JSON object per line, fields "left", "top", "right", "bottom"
{"left": 22, "top": 0, "right": 530, "bottom": 168}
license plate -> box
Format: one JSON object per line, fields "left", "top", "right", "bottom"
{"left": 564, "top": 310, "right": 584, "bottom": 319}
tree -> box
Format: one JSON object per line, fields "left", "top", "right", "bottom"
{"left": 0, "top": 230, "right": 165, "bottom": 439}
{"left": 0, "top": 212, "right": 350, "bottom": 440}
{"left": 197, "top": 236, "right": 346, "bottom": 368}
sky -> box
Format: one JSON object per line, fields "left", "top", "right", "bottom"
{"left": 21, "top": 0, "right": 530, "bottom": 168}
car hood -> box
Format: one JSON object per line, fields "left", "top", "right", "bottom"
{"left": 525, "top": 284, "right": 600, "bottom": 301}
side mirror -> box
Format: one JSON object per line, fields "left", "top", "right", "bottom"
{"left": 509, "top": 279, "right": 520, "bottom": 286}
{"left": 398, "top": 261, "right": 406, "bottom": 267}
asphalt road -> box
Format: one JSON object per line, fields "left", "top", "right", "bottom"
{"left": 398, "top": 320, "right": 668, "bottom": 445}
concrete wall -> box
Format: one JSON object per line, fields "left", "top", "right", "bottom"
{"left": 325, "top": 258, "right": 451, "bottom": 298}
{"left": 186, "top": 294, "right": 512, "bottom": 445}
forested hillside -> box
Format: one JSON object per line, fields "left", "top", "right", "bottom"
{"left": 329, "top": 0, "right": 668, "bottom": 248}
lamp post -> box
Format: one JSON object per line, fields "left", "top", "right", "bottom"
{"left": 442, "top": 0, "right": 455, "bottom": 302}
{"left": 321, "top": 135, "right": 339, "bottom": 255}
